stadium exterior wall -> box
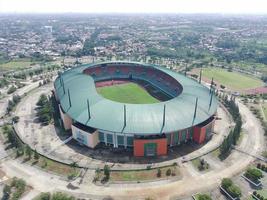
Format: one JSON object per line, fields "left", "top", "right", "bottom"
{"left": 71, "top": 125, "right": 99, "bottom": 148}
{"left": 133, "top": 138, "right": 167, "bottom": 157}
{"left": 59, "top": 105, "right": 72, "bottom": 130}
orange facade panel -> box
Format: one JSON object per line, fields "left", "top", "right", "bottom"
{"left": 193, "top": 126, "right": 206, "bottom": 144}
{"left": 193, "top": 117, "right": 215, "bottom": 144}
{"left": 133, "top": 138, "right": 167, "bottom": 157}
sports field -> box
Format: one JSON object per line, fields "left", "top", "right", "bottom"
{"left": 96, "top": 82, "right": 159, "bottom": 104}
{"left": 202, "top": 68, "right": 264, "bottom": 90}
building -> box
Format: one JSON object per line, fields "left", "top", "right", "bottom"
{"left": 54, "top": 61, "right": 218, "bottom": 157}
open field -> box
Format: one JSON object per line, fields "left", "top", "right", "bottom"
{"left": 202, "top": 68, "right": 264, "bottom": 90}
{"left": 96, "top": 82, "right": 159, "bottom": 104}
{"left": 0, "top": 59, "right": 37, "bottom": 70}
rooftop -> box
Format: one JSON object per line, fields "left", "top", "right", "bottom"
{"left": 54, "top": 61, "right": 218, "bottom": 135}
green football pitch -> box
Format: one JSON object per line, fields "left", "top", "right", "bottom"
{"left": 96, "top": 82, "right": 160, "bottom": 104}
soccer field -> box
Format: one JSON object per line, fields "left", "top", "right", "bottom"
{"left": 202, "top": 68, "right": 264, "bottom": 90}
{"left": 96, "top": 82, "right": 159, "bottom": 104}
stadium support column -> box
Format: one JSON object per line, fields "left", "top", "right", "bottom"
{"left": 193, "top": 97, "right": 198, "bottom": 119}
{"left": 209, "top": 90, "right": 214, "bottom": 110}
{"left": 87, "top": 99, "right": 91, "bottom": 120}
{"left": 68, "top": 89, "right": 72, "bottom": 108}
{"left": 210, "top": 77, "right": 214, "bottom": 94}
{"left": 163, "top": 104, "right": 166, "bottom": 126}
{"left": 199, "top": 68, "right": 202, "bottom": 84}
{"left": 124, "top": 105, "right": 126, "bottom": 128}
{"left": 62, "top": 77, "right": 66, "bottom": 94}
{"left": 123, "top": 105, "right": 127, "bottom": 148}
{"left": 160, "top": 104, "right": 166, "bottom": 134}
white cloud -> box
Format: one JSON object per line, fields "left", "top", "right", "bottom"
{"left": 0, "top": 0, "right": 267, "bottom": 14}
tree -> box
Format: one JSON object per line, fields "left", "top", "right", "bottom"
{"left": 104, "top": 165, "right": 110, "bottom": 180}
{"left": 37, "top": 94, "right": 48, "bottom": 107}
{"left": 166, "top": 168, "right": 172, "bottom": 176}
{"left": 25, "top": 145, "right": 32, "bottom": 159}
{"left": 12, "top": 116, "right": 19, "bottom": 123}
{"left": 7, "top": 85, "right": 16, "bottom": 94}
{"left": 157, "top": 168, "right": 162, "bottom": 177}
{"left": 34, "top": 150, "right": 40, "bottom": 160}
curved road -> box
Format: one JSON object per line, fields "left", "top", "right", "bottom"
{"left": 0, "top": 97, "right": 265, "bottom": 200}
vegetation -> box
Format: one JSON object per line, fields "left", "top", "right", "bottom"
{"left": 219, "top": 95, "right": 242, "bottom": 156}
{"left": 245, "top": 168, "right": 263, "bottom": 183}
{"left": 7, "top": 85, "right": 17, "bottom": 94}
{"left": 195, "top": 193, "right": 212, "bottom": 200}
{"left": 252, "top": 190, "right": 267, "bottom": 199}
{"left": 34, "top": 192, "right": 75, "bottom": 200}
{"left": 0, "top": 78, "right": 9, "bottom": 88}
{"left": 2, "top": 125, "right": 23, "bottom": 149}
{"left": 256, "top": 163, "right": 267, "bottom": 173}
{"left": 221, "top": 178, "right": 242, "bottom": 199}
{"left": 192, "top": 158, "right": 210, "bottom": 171}
{"left": 6, "top": 95, "right": 21, "bottom": 114}
{"left": 96, "top": 82, "right": 159, "bottom": 104}
{"left": 202, "top": 68, "right": 263, "bottom": 90}
{"left": 36, "top": 94, "right": 53, "bottom": 124}
{"left": 3, "top": 177, "right": 27, "bottom": 200}
{"left": 104, "top": 164, "right": 110, "bottom": 181}
{"left": 98, "top": 166, "right": 180, "bottom": 182}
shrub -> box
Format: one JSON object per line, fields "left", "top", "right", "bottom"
{"left": 157, "top": 168, "right": 161, "bottom": 177}
{"left": 51, "top": 192, "right": 75, "bottom": 200}
{"left": 221, "top": 178, "right": 242, "bottom": 198}
{"left": 257, "top": 163, "right": 261, "bottom": 169}
{"left": 34, "top": 150, "right": 40, "bottom": 160}
{"left": 198, "top": 194, "right": 212, "bottom": 200}
{"left": 34, "top": 192, "right": 50, "bottom": 200}
{"left": 221, "top": 178, "right": 233, "bottom": 189}
{"left": 228, "top": 185, "right": 241, "bottom": 198}
{"left": 166, "top": 168, "right": 171, "bottom": 176}
{"left": 104, "top": 165, "right": 110, "bottom": 180}
{"left": 245, "top": 168, "right": 263, "bottom": 182}
{"left": 7, "top": 85, "right": 16, "bottom": 94}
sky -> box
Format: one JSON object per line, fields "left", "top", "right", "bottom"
{"left": 0, "top": 0, "right": 267, "bottom": 14}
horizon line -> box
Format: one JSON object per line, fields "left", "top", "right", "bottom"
{"left": 1, "top": 11, "right": 267, "bottom": 15}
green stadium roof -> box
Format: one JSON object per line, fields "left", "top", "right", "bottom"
{"left": 54, "top": 61, "right": 218, "bottom": 135}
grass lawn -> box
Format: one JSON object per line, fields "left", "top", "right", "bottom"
{"left": 249, "top": 190, "right": 267, "bottom": 199}
{"left": 202, "top": 68, "right": 264, "bottom": 90}
{"left": 96, "top": 82, "right": 159, "bottom": 104}
{"left": 257, "top": 190, "right": 267, "bottom": 198}
{"left": 106, "top": 166, "right": 180, "bottom": 182}
{"left": 24, "top": 156, "right": 79, "bottom": 178}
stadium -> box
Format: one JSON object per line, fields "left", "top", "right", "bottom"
{"left": 53, "top": 61, "right": 218, "bottom": 157}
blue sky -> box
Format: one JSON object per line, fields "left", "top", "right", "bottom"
{"left": 0, "top": 0, "right": 266, "bottom": 14}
